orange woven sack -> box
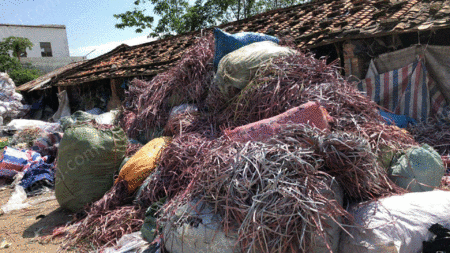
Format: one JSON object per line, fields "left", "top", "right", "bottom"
{"left": 224, "top": 101, "right": 332, "bottom": 142}
{"left": 115, "top": 137, "right": 171, "bottom": 193}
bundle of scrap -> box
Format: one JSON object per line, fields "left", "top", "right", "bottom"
{"left": 61, "top": 34, "right": 420, "bottom": 252}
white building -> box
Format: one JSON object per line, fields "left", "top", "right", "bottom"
{"left": 0, "top": 24, "right": 85, "bottom": 74}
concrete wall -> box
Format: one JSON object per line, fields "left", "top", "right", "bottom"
{"left": 21, "top": 56, "right": 85, "bottom": 74}
{"left": 0, "top": 24, "right": 70, "bottom": 58}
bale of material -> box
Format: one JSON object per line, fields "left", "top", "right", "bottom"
{"left": 55, "top": 122, "right": 127, "bottom": 212}
{"left": 310, "top": 177, "right": 344, "bottom": 253}
{"left": 340, "top": 191, "right": 450, "bottom": 253}
{"left": 124, "top": 38, "right": 417, "bottom": 253}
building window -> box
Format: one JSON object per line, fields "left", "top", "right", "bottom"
{"left": 40, "top": 42, "right": 52, "bottom": 57}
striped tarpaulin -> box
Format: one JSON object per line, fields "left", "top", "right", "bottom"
{"left": 358, "top": 60, "right": 447, "bottom": 121}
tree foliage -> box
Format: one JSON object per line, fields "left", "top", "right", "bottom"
{"left": 115, "top": 0, "right": 304, "bottom": 37}
{"left": 0, "top": 37, "right": 40, "bottom": 85}
{"left": 2, "top": 36, "right": 34, "bottom": 62}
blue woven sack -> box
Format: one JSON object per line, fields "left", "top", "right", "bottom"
{"left": 213, "top": 28, "right": 279, "bottom": 69}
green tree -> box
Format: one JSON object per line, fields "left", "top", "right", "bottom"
{"left": 2, "top": 37, "right": 33, "bottom": 63}
{"left": 114, "top": 0, "right": 303, "bottom": 37}
{"left": 0, "top": 37, "right": 40, "bottom": 85}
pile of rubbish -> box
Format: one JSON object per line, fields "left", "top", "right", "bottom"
{"left": 2, "top": 28, "right": 450, "bottom": 253}
{"left": 0, "top": 109, "right": 122, "bottom": 209}
{"left": 0, "top": 73, "right": 28, "bottom": 125}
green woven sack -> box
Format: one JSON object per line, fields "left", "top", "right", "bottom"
{"left": 55, "top": 123, "right": 127, "bottom": 212}
{"left": 389, "top": 144, "right": 444, "bottom": 192}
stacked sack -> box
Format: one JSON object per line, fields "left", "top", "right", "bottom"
{"left": 0, "top": 73, "right": 26, "bottom": 125}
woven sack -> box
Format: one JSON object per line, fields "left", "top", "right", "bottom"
{"left": 224, "top": 101, "right": 332, "bottom": 142}
{"left": 115, "top": 137, "right": 171, "bottom": 193}
{"left": 55, "top": 123, "right": 126, "bottom": 212}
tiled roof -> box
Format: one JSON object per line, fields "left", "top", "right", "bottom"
{"left": 56, "top": 35, "right": 198, "bottom": 86}
{"left": 55, "top": 0, "right": 450, "bottom": 86}
{"left": 16, "top": 60, "right": 85, "bottom": 91}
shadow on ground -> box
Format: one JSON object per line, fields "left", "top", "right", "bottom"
{"left": 23, "top": 207, "right": 73, "bottom": 238}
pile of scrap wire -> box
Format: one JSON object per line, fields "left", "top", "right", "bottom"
{"left": 61, "top": 33, "right": 422, "bottom": 252}
{"left": 138, "top": 126, "right": 406, "bottom": 252}
{"left": 122, "top": 33, "right": 417, "bottom": 154}
{"left": 207, "top": 52, "right": 417, "bottom": 154}
{"left": 121, "top": 34, "right": 216, "bottom": 140}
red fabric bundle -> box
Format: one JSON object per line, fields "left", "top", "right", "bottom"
{"left": 224, "top": 101, "right": 332, "bottom": 142}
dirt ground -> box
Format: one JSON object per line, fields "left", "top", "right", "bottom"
{"left": 0, "top": 186, "right": 73, "bottom": 253}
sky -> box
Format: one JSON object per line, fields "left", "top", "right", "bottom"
{"left": 0, "top": 0, "right": 159, "bottom": 59}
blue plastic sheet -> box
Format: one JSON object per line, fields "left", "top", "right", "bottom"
{"left": 213, "top": 28, "right": 279, "bottom": 69}
{"left": 379, "top": 110, "right": 417, "bottom": 128}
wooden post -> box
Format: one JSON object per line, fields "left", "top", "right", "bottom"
{"left": 107, "top": 79, "right": 121, "bottom": 111}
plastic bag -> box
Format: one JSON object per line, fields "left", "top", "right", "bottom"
{"left": 86, "top": 108, "right": 103, "bottom": 115}
{"left": 102, "top": 232, "right": 151, "bottom": 253}
{"left": 95, "top": 110, "right": 120, "bottom": 125}
{"left": 340, "top": 190, "right": 450, "bottom": 253}
{"left": 6, "top": 119, "right": 61, "bottom": 132}
{"left": 0, "top": 185, "right": 29, "bottom": 213}
{"left": 168, "top": 104, "right": 198, "bottom": 119}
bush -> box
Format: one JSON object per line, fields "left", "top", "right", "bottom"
{"left": 0, "top": 37, "right": 41, "bottom": 85}
{"left": 8, "top": 65, "right": 41, "bottom": 85}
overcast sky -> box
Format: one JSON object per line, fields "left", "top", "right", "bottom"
{"left": 0, "top": 0, "right": 158, "bottom": 59}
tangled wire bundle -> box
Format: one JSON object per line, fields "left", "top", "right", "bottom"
{"left": 149, "top": 126, "right": 404, "bottom": 253}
